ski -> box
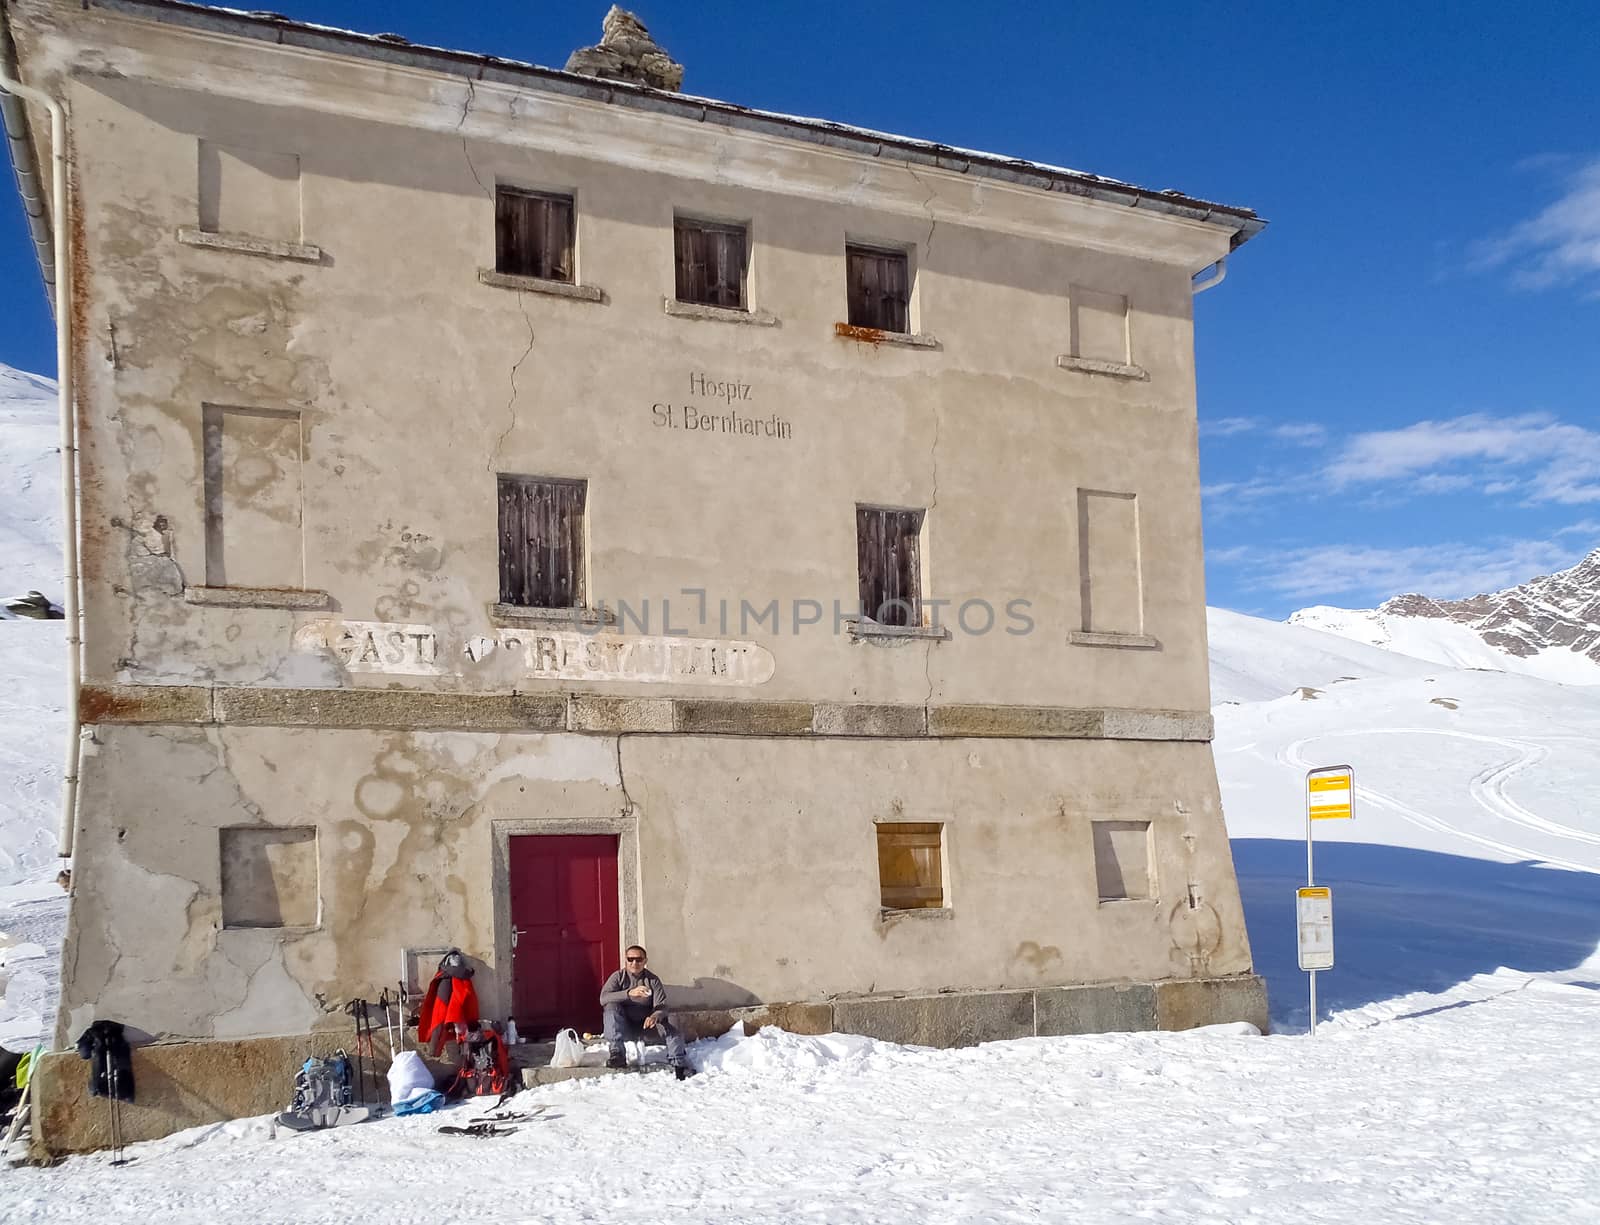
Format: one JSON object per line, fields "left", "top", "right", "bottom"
{"left": 438, "top": 1121, "right": 517, "bottom": 1138}
{"left": 468, "top": 1105, "right": 548, "bottom": 1125}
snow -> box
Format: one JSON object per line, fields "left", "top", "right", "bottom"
{"left": 0, "top": 364, "right": 59, "bottom": 601}
{"left": 1291, "top": 601, "right": 1600, "bottom": 686}
{"left": 2, "top": 353, "right": 1600, "bottom": 1215}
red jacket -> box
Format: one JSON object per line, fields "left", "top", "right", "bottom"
{"left": 418, "top": 971, "right": 480, "bottom": 1049}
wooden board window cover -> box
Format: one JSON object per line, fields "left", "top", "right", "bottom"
{"left": 846, "top": 245, "right": 910, "bottom": 333}
{"left": 498, "top": 475, "right": 586, "bottom": 609}
{"left": 496, "top": 187, "right": 575, "bottom": 283}
{"left": 675, "top": 218, "right": 747, "bottom": 309}
{"left": 878, "top": 822, "right": 945, "bottom": 910}
{"left": 857, "top": 506, "right": 923, "bottom": 627}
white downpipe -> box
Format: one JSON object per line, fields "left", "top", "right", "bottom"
{"left": 1192, "top": 256, "right": 1228, "bottom": 295}
{"left": 0, "top": 67, "right": 79, "bottom": 858}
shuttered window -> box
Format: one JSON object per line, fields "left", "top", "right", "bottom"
{"left": 877, "top": 823, "right": 945, "bottom": 911}
{"left": 497, "top": 475, "right": 586, "bottom": 608}
{"left": 674, "top": 218, "right": 747, "bottom": 309}
{"left": 846, "top": 245, "right": 910, "bottom": 333}
{"left": 857, "top": 506, "right": 923, "bottom": 627}
{"left": 496, "top": 187, "right": 575, "bottom": 283}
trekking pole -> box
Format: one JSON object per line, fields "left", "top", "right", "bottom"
{"left": 108, "top": 1065, "right": 127, "bottom": 1167}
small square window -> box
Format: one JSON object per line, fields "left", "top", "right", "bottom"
{"left": 496, "top": 187, "right": 575, "bottom": 283}
{"left": 221, "top": 826, "right": 318, "bottom": 929}
{"left": 857, "top": 505, "right": 924, "bottom": 627}
{"left": 498, "top": 474, "right": 587, "bottom": 608}
{"left": 675, "top": 217, "right": 747, "bottom": 309}
{"left": 846, "top": 244, "right": 910, "bottom": 333}
{"left": 877, "top": 822, "right": 944, "bottom": 910}
{"left": 1092, "top": 820, "right": 1153, "bottom": 901}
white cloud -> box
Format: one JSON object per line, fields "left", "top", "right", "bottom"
{"left": 1271, "top": 423, "right": 1327, "bottom": 445}
{"left": 1200, "top": 417, "right": 1326, "bottom": 445}
{"left": 1200, "top": 416, "right": 1260, "bottom": 437}
{"left": 1471, "top": 156, "right": 1600, "bottom": 295}
{"left": 1325, "top": 412, "right": 1600, "bottom": 505}
{"left": 1214, "top": 537, "right": 1589, "bottom": 606}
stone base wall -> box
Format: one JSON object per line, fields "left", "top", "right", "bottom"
{"left": 32, "top": 973, "right": 1267, "bottom": 1158}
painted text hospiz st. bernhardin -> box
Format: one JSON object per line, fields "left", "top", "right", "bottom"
{"left": 653, "top": 372, "right": 792, "bottom": 440}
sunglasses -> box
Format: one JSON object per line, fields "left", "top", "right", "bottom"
{"left": 626, "top": 956, "right": 646, "bottom": 963}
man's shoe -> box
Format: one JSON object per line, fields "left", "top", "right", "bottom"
{"left": 673, "top": 1064, "right": 695, "bottom": 1081}
{"left": 606, "top": 1049, "right": 627, "bottom": 1069}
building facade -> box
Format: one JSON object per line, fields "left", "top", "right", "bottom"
{"left": 4, "top": 0, "right": 1268, "bottom": 1150}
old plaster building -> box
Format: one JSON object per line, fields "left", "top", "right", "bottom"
{"left": 4, "top": 0, "right": 1268, "bottom": 1148}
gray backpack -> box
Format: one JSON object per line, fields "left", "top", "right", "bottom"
{"left": 278, "top": 1052, "right": 369, "bottom": 1131}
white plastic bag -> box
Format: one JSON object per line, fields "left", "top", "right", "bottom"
{"left": 387, "top": 1049, "right": 434, "bottom": 1104}
{"left": 550, "top": 1027, "right": 584, "bottom": 1068}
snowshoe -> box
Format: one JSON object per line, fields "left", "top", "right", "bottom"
{"left": 275, "top": 1104, "right": 372, "bottom": 1132}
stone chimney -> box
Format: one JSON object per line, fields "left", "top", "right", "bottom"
{"left": 564, "top": 7, "right": 684, "bottom": 92}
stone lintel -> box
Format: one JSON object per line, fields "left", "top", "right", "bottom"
{"left": 184, "top": 585, "right": 332, "bottom": 610}
{"left": 569, "top": 694, "right": 674, "bottom": 733}
{"left": 1054, "top": 354, "right": 1150, "bottom": 380}
{"left": 673, "top": 698, "right": 814, "bottom": 736}
{"left": 662, "top": 297, "right": 780, "bottom": 327}
{"left": 75, "top": 686, "right": 1212, "bottom": 742}
{"left": 212, "top": 687, "right": 567, "bottom": 731}
{"left": 79, "top": 684, "right": 212, "bottom": 724}
{"left": 1101, "top": 708, "right": 1213, "bottom": 741}
{"left": 477, "top": 268, "right": 607, "bottom": 301}
{"left": 175, "top": 226, "right": 324, "bottom": 263}
{"left": 928, "top": 703, "right": 1104, "bottom": 738}
{"left": 812, "top": 702, "right": 928, "bottom": 737}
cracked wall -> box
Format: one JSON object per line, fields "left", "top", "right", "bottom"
{"left": 58, "top": 723, "right": 1247, "bottom": 1045}
{"left": 40, "top": 32, "right": 1226, "bottom": 714}
{"left": 10, "top": 1, "right": 1256, "bottom": 1056}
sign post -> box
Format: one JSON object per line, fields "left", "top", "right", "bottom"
{"left": 1302, "top": 765, "right": 1353, "bottom": 1036}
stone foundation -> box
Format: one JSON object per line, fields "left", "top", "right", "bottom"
{"left": 32, "top": 973, "right": 1266, "bottom": 1158}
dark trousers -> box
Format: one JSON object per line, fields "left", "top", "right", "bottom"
{"left": 603, "top": 1001, "right": 687, "bottom": 1065}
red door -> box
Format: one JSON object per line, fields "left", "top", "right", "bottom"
{"left": 509, "top": 834, "right": 619, "bottom": 1039}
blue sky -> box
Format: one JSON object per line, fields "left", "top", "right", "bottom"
{"left": 3, "top": 1, "right": 1597, "bottom": 616}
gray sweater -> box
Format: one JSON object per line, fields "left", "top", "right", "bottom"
{"left": 599, "top": 968, "right": 668, "bottom": 1012}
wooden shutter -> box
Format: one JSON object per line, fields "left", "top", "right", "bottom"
{"left": 856, "top": 506, "right": 923, "bottom": 627}
{"left": 498, "top": 475, "right": 586, "bottom": 607}
{"left": 877, "top": 823, "right": 944, "bottom": 910}
{"left": 496, "top": 188, "right": 574, "bottom": 282}
{"left": 676, "top": 219, "right": 746, "bottom": 308}
{"left": 846, "top": 245, "right": 910, "bottom": 333}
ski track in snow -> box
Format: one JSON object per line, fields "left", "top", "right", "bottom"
{"left": 1279, "top": 730, "right": 1600, "bottom": 874}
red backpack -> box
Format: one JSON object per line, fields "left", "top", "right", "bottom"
{"left": 448, "top": 1022, "right": 510, "bottom": 1098}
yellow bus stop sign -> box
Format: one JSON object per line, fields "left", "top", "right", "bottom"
{"left": 1306, "top": 765, "right": 1354, "bottom": 820}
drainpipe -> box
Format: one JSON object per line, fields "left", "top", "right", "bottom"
{"left": 1192, "top": 257, "right": 1228, "bottom": 295}
{"left": 1, "top": 49, "right": 80, "bottom": 859}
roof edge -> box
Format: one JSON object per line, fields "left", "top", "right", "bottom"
{"left": 0, "top": 0, "right": 57, "bottom": 313}
{"left": 83, "top": 0, "right": 1266, "bottom": 248}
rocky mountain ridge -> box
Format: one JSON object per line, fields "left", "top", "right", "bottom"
{"left": 1290, "top": 547, "right": 1600, "bottom": 680}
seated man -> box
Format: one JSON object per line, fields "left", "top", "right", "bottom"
{"left": 598, "top": 945, "right": 693, "bottom": 1080}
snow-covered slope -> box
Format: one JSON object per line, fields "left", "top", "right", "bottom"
{"left": 0, "top": 363, "right": 65, "bottom": 888}
{"left": 1211, "top": 606, "right": 1600, "bottom": 1034}
{"left": 1290, "top": 548, "right": 1600, "bottom": 685}
{"left": 1207, "top": 606, "right": 1436, "bottom": 704}
{"left": 0, "top": 362, "right": 66, "bottom": 1051}
{"left": 0, "top": 362, "right": 60, "bottom": 601}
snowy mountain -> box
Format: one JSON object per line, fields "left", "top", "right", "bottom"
{"left": 1289, "top": 548, "right": 1600, "bottom": 685}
